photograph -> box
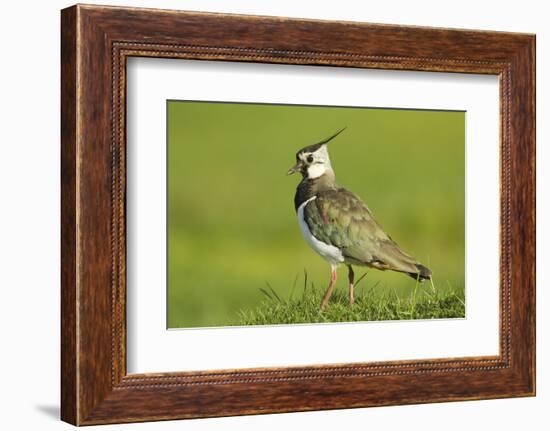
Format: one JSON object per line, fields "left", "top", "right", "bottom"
{"left": 167, "top": 100, "right": 466, "bottom": 328}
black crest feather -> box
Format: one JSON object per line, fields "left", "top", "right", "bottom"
{"left": 296, "top": 127, "right": 346, "bottom": 157}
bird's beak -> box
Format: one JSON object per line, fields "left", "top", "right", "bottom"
{"left": 286, "top": 162, "right": 302, "bottom": 175}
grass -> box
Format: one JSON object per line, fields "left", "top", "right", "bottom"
{"left": 235, "top": 271, "right": 465, "bottom": 326}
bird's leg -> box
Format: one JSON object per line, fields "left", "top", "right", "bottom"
{"left": 347, "top": 265, "right": 355, "bottom": 306}
{"left": 320, "top": 265, "right": 338, "bottom": 311}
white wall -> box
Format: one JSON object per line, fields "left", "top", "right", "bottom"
{"left": 0, "top": 0, "right": 546, "bottom": 429}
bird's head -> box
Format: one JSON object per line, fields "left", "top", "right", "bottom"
{"left": 287, "top": 128, "right": 346, "bottom": 179}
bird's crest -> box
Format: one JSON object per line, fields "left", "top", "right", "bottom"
{"left": 297, "top": 127, "right": 347, "bottom": 156}
{"left": 315, "top": 127, "right": 347, "bottom": 146}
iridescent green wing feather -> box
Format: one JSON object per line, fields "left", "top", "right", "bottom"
{"left": 304, "top": 188, "right": 419, "bottom": 272}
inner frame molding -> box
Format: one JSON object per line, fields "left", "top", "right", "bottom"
{"left": 126, "top": 59, "right": 500, "bottom": 373}
{"left": 61, "top": 4, "right": 534, "bottom": 425}
{"left": 113, "top": 43, "right": 510, "bottom": 384}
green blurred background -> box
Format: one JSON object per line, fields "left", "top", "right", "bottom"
{"left": 167, "top": 101, "right": 465, "bottom": 328}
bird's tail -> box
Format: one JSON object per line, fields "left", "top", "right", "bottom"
{"left": 407, "top": 263, "right": 432, "bottom": 281}
{"left": 374, "top": 238, "right": 432, "bottom": 281}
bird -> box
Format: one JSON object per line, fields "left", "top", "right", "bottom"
{"left": 287, "top": 128, "right": 432, "bottom": 311}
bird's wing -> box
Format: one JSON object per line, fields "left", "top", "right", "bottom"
{"left": 304, "top": 188, "right": 420, "bottom": 273}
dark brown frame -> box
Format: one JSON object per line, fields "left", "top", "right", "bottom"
{"left": 61, "top": 4, "right": 535, "bottom": 426}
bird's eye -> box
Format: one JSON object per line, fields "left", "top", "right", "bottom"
{"left": 307, "top": 155, "right": 314, "bottom": 163}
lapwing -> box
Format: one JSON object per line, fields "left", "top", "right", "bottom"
{"left": 287, "top": 128, "right": 432, "bottom": 310}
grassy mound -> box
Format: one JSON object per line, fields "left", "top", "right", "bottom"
{"left": 235, "top": 273, "right": 465, "bottom": 326}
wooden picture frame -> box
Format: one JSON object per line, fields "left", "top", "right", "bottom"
{"left": 61, "top": 4, "right": 535, "bottom": 425}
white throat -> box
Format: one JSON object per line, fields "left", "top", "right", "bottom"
{"left": 307, "top": 163, "right": 329, "bottom": 179}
